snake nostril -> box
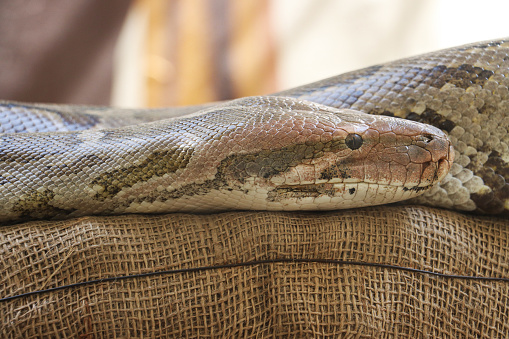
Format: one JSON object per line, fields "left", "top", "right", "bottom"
{"left": 419, "top": 134, "right": 434, "bottom": 143}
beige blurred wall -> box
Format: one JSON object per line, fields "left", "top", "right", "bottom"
{"left": 273, "top": 0, "right": 509, "bottom": 89}
{"left": 112, "top": 0, "right": 509, "bottom": 107}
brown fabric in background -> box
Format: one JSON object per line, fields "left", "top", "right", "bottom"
{"left": 0, "top": 0, "right": 132, "bottom": 105}
{"left": 1, "top": 206, "right": 508, "bottom": 337}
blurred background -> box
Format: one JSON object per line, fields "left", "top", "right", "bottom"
{"left": 0, "top": 0, "right": 508, "bottom": 108}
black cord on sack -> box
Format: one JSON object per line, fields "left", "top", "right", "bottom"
{"left": 2, "top": 258, "right": 509, "bottom": 303}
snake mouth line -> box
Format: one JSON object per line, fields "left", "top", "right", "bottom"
{"left": 267, "top": 181, "right": 435, "bottom": 204}
{"left": 278, "top": 174, "right": 440, "bottom": 188}
{"left": 402, "top": 185, "right": 434, "bottom": 193}
{"left": 280, "top": 178, "right": 428, "bottom": 186}
{"left": 273, "top": 181, "right": 435, "bottom": 191}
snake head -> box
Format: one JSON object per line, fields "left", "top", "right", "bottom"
{"left": 211, "top": 97, "right": 454, "bottom": 211}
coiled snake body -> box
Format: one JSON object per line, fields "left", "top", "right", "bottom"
{"left": 1, "top": 38, "right": 509, "bottom": 223}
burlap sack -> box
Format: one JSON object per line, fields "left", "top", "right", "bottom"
{"left": 1, "top": 205, "right": 508, "bottom": 338}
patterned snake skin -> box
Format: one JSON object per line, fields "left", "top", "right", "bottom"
{"left": 1, "top": 38, "right": 508, "bottom": 223}
{"left": 280, "top": 38, "right": 509, "bottom": 215}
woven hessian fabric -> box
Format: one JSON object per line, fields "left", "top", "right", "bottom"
{"left": 1, "top": 205, "right": 508, "bottom": 338}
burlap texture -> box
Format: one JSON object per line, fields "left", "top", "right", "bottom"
{"left": 1, "top": 205, "right": 508, "bottom": 338}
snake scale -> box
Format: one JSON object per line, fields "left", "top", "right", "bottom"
{"left": 1, "top": 38, "right": 509, "bottom": 224}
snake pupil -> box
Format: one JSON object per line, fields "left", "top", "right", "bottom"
{"left": 345, "top": 133, "right": 363, "bottom": 150}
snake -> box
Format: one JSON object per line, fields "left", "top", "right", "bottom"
{"left": 1, "top": 38, "right": 508, "bottom": 224}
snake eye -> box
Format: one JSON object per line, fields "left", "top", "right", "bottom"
{"left": 345, "top": 133, "right": 363, "bottom": 150}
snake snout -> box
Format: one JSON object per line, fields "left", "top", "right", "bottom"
{"left": 422, "top": 134, "right": 454, "bottom": 182}
{"left": 434, "top": 142, "right": 455, "bottom": 183}
{"left": 402, "top": 132, "right": 454, "bottom": 195}
{"left": 398, "top": 119, "right": 454, "bottom": 184}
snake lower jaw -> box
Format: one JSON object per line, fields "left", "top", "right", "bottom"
{"left": 262, "top": 181, "right": 438, "bottom": 210}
